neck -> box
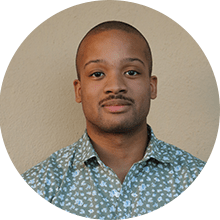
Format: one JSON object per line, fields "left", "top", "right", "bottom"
{"left": 86, "top": 122, "right": 149, "bottom": 183}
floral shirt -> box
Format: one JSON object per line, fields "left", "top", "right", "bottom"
{"left": 22, "top": 125, "right": 205, "bottom": 219}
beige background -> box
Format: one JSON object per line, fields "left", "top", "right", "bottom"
{"left": 0, "top": 1, "right": 219, "bottom": 174}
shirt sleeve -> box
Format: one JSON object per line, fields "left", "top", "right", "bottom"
{"left": 21, "top": 143, "right": 77, "bottom": 202}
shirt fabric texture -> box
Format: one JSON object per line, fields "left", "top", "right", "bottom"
{"left": 22, "top": 125, "right": 205, "bottom": 219}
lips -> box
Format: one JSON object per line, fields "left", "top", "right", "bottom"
{"left": 101, "top": 100, "right": 132, "bottom": 113}
{"left": 101, "top": 99, "right": 132, "bottom": 107}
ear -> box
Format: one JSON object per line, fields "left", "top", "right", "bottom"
{"left": 73, "top": 79, "right": 82, "bottom": 103}
{"left": 150, "top": 75, "right": 157, "bottom": 99}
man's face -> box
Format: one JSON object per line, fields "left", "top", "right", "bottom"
{"left": 74, "top": 30, "right": 157, "bottom": 133}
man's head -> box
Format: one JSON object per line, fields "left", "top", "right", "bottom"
{"left": 74, "top": 21, "right": 157, "bottom": 134}
{"left": 76, "top": 21, "right": 153, "bottom": 80}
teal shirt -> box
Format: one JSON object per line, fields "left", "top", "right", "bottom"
{"left": 22, "top": 126, "right": 205, "bottom": 219}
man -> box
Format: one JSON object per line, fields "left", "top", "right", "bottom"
{"left": 22, "top": 21, "right": 205, "bottom": 219}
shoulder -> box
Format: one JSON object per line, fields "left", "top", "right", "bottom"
{"left": 158, "top": 139, "right": 206, "bottom": 176}
{"left": 21, "top": 141, "right": 79, "bottom": 200}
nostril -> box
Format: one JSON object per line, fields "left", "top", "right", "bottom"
{"left": 104, "top": 75, "right": 127, "bottom": 94}
{"left": 119, "top": 89, "right": 126, "bottom": 93}
{"left": 105, "top": 89, "right": 127, "bottom": 94}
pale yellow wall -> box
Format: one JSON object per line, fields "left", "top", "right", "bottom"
{"left": 0, "top": 1, "right": 219, "bottom": 174}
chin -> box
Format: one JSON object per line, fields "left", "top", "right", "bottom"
{"left": 95, "top": 120, "right": 143, "bottom": 134}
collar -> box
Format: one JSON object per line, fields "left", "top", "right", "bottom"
{"left": 142, "top": 126, "right": 174, "bottom": 164}
{"left": 73, "top": 125, "right": 174, "bottom": 167}
{"left": 73, "top": 132, "right": 99, "bottom": 167}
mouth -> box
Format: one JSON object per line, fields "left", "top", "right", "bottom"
{"left": 101, "top": 99, "right": 132, "bottom": 106}
{"left": 104, "top": 105, "right": 127, "bottom": 112}
{"left": 101, "top": 100, "right": 132, "bottom": 113}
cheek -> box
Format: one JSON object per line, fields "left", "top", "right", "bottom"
{"left": 81, "top": 83, "right": 102, "bottom": 96}
{"left": 133, "top": 86, "right": 151, "bottom": 111}
{"left": 133, "top": 84, "right": 151, "bottom": 100}
{"left": 80, "top": 85, "right": 100, "bottom": 109}
{"left": 93, "top": 84, "right": 102, "bottom": 92}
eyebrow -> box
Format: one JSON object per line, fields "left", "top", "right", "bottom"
{"left": 122, "top": 58, "right": 145, "bottom": 67}
{"left": 84, "top": 59, "right": 106, "bottom": 69}
{"left": 83, "top": 57, "right": 145, "bottom": 69}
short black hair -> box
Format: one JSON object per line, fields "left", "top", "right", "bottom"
{"left": 75, "top": 21, "right": 152, "bottom": 80}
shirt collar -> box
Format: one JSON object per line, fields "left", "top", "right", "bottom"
{"left": 73, "top": 125, "right": 174, "bottom": 167}
{"left": 143, "top": 126, "right": 174, "bottom": 164}
{"left": 73, "top": 132, "right": 100, "bottom": 166}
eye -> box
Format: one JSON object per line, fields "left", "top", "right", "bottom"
{"left": 124, "top": 70, "right": 140, "bottom": 76}
{"left": 91, "top": 72, "right": 105, "bottom": 78}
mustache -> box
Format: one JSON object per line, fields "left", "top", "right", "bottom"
{"left": 99, "top": 94, "right": 135, "bottom": 106}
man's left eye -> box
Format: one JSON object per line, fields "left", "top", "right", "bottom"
{"left": 124, "top": 70, "right": 140, "bottom": 76}
{"left": 91, "top": 72, "right": 104, "bottom": 78}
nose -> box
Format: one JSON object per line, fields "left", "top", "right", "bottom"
{"left": 104, "top": 72, "right": 127, "bottom": 94}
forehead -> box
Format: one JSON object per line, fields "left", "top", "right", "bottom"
{"left": 78, "top": 29, "right": 148, "bottom": 66}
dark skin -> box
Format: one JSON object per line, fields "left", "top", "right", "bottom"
{"left": 74, "top": 30, "right": 157, "bottom": 183}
